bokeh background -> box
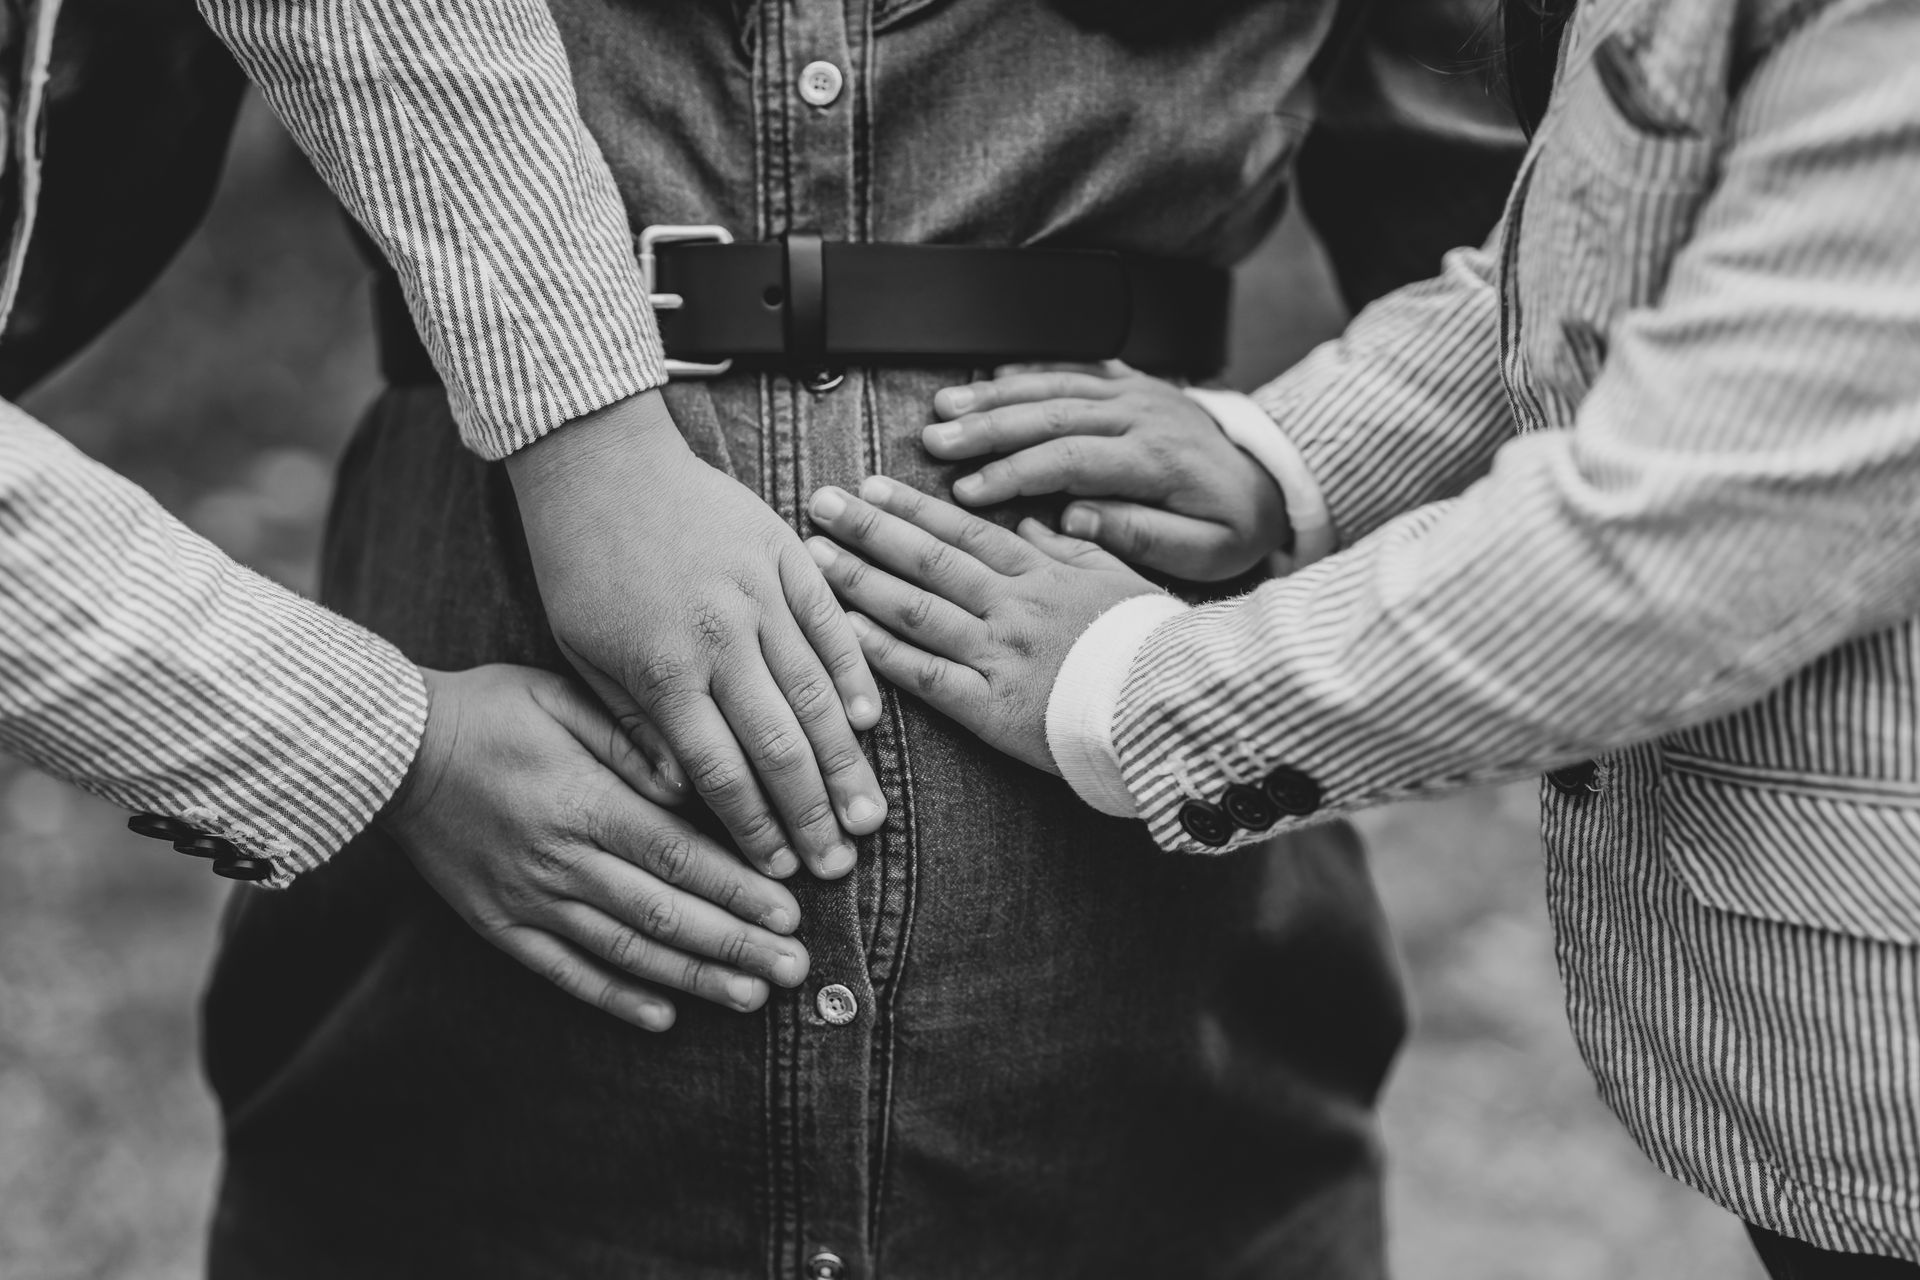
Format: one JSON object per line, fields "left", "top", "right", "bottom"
{"left": 0, "top": 99, "right": 1766, "bottom": 1278}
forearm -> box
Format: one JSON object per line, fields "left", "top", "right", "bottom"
{"left": 0, "top": 405, "right": 425, "bottom": 885}
{"left": 195, "top": 0, "right": 662, "bottom": 459}
{"left": 1248, "top": 238, "right": 1514, "bottom": 550}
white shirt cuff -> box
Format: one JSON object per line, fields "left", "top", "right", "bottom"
{"left": 1183, "top": 386, "right": 1336, "bottom": 572}
{"left": 1045, "top": 592, "right": 1191, "bottom": 818}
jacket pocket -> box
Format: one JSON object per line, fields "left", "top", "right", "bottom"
{"left": 1658, "top": 750, "right": 1920, "bottom": 946}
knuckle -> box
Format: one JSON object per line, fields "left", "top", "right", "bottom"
{"left": 717, "top": 930, "right": 753, "bottom": 969}
{"left": 635, "top": 652, "right": 695, "bottom": 702}
{"left": 528, "top": 833, "right": 579, "bottom": 883}
{"left": 823, "top": 643, "right": 866, "bottom": 678}
{"left": 900, "top": 591, "right": 935, "bottom": 633}
{"left": 636, "top": 890, "right": 682, "bottom": 940}
{"left": 686, "top": 750, "right": 746, "bottom": 799}
{"left": 731, "top": 807, "right": 784, "bottom": 851}
{"left": 816, "top": 741, "right": 869, "bottom": 780}
{"left": 788, "top": 794, "right": 839, "bottom": 835}
{"left": 691, "top": 600, "right": 733, "bottom": 650}
{"left": 606, "top": 925, "right": 644, "bottom": 971}
{"left": 650, "top": 834, "right": 699, "bottom": 884}
{"left": 750, "top": 721, "right": 809, "bottom": 773}
{"left": 914, "top": 658, "right": 948, "bottom": 697}
{"left": 785, "top": 672, "right": 839, "bottom": 723}
{"left": 847, "top": 505, "right": 883, "bottom": 543}
{"left": 915, "top": 540, "right": 957, "bottom": 582}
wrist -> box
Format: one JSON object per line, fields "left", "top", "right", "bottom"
{"left": 504, "top": 388, "right": 686, "bottom": 506}
{"left": 376, "top": 666, "right": 450, "bottom": 840}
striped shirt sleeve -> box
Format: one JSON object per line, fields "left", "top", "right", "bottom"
{"left": 1110, "top": 7, "right": 1920, "bottom": 855}
{"left": 195, "top": 0, "right": 664, "bottom": 460}
{"left": 0, "top": 403, "right": 426, "bottom": 886}
{"left": 1249, "top": 234, "right": 1516, "bottom": 550}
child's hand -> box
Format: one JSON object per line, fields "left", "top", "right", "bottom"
{"left": 924, "top": 362, "right": 1288, "bottom": 581}
{"left": 805, "top": 477, "right": 1159, "bottom": 774}
{"left": 384, "top": 665, "right": 811, "bottom": 1033}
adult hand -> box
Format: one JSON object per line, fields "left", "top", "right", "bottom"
{"left": 381, "top": 664, "right": 812, "bottom": 1033}
{"left": 804, "top": 476, "right": 1159, "bottom": 773}
{"left": 507, "top": 390, "right": 887, "bottom": 882}
{"left": 925, "top": 362, "right": 1289, "bottom": 580}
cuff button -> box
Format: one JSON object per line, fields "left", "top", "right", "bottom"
{"left": 173, "top": 836, "right": 238, "bottom": 859}
{"left": 1261, "top": 765, "right": 1323, "bottom": 816}
{"left": 212, "top": 856, "right": 274, "bottom": 882}
{"left": 1220, "top": 783, "right": 1280, "bottom": 831}
{"left": 1178, "top": 799, "right": 1237, "bottom": 847}
{"left": 128, "top": 813, "right": 198, "bottom": 842}
{"left": 1546, "top": 761, "right": 1600, "bottom": 797}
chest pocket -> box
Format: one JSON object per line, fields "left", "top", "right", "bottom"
{"left": 1512, "top": 8, "right": 1723, "bottom": 401}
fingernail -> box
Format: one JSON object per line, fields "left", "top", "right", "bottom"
{"left": 924, "top": 422, "right": 962, "bottom": 450}
{"left": 847, "top": 694, "right": 878, "bottom": 724}
{"left": 810, "top": 488, "right": 847, "bottom": 521}
{"left": 807, "top": 537, "right": 837, "bottom": 568}
{"left": 818, "top": 845, "right": 857, "bottom": 878}
{"left": 768, "top": 848, "right": 800, "bottom": 878}
{"left": 773, "top": 953, "right": 807, "bottom": 986}
{"left": 858, "top": 475, "right": 892, "bottom": 503}
{"left": 939, "top": 387, "right": 974, "bottom": 414}
{"left": 1063, "top": 506, "right": 1099, "bottom": 538}
{"left": 953, "top": 474, "right": 982, "bottom": 500}
{"left": 726, "top": 974, "right": 762, "bottom": 1010}
{"left": 764, "top": 904, "right": 797, "bottom": 934}
{"left": 844, "top": 795, "right": 883, "bottom": 827}
{"left": 846, "top": 613, "right": 873, "bottom": 639}
{"left": 636, "top": 1002, "right": 673, "bottom": 1032}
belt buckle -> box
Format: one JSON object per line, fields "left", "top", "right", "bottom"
{"left": 637, "top": 224, "right": 735, "bottom": 378}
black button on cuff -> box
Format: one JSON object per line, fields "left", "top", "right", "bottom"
{"left": 1546, "top": 761, "right": 1600, "bottom": 797}
{"left": 1220, "top": 783, "right": 1280, "bottom": 831}
{"left": 174, "top": 835, "right": 238, "bottom": 859}
{"left": 128, "top": 813, "right": 198, "bottom": 842}
{"left": 1178, "top": 798, "right": 1237, "bottom": 847}
{"left": 1261, "top": 765, "right": 1323, "bottom": 816}
{"left": 212, "top": 856, "right": 275, "bottom": 882}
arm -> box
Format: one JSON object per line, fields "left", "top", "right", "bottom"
{"left": 1116, "top": 0, "right": 1920, "bottom": 850}
{"left": 196, "top": 1, "right": 889, "bottom": 875}
{"left": 1, "top": 404, "right": 810, "bottom": 1026}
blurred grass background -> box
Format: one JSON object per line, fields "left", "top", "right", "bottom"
{"left": 0, "top": 98, "right": 1763, "bottom": 1279}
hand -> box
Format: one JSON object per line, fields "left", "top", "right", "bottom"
{"left": 925, "top": 362, "right": 1288, "bottom": 580}
{"left": 383, "top": 664, "right": 812, "bottom": 1033}
{"left": 507, "top": 390, "right": 887, "bottom": 882}
{"left": 804, "top": 476, "right": 1158, "bottom": 773}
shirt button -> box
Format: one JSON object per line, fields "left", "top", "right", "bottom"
{"left": 815, "top": 983, "right": 858, "bottom": 1025}
{"left": 1220, "top": 783, "right": 1280, "bottom": 832}
{"left": 805, "top": 1251, "right": 846, "bottom": 1280}
{"left": 1178, "top": 798, "right": 1236, "bottom": 847}
{"left": 1546, "top": 760, "right": 1600, "bottom": 797}
{"left": 798, "top": 60, "right": 843, "bottom": 107}
{"left": 1261, "top": 764, "right": 1323, "bottom": 816}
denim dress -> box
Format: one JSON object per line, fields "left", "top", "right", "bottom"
{"left": 201, "top": 2, "right": 1514, "bottom": 1275}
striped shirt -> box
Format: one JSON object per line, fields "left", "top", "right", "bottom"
{"left": 2, "top": 1, "right": 663, "bottom": 880}
{"left": 1058, "top": 0, "right": 1920, "bottom": 1257}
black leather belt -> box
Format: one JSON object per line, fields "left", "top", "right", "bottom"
{"left": 373, "top": 230, "right": 1230, "bottom": 387}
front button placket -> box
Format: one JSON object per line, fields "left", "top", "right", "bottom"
{"left": 757, "top": 3, "right": 891, "bottom": 1278}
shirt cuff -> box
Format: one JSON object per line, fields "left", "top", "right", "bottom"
{"left": 1045, "top": 591, "right": 1192, "bottom": 818}
{"left": 1183, "top": 386, "right": 1336, "bottom": 572}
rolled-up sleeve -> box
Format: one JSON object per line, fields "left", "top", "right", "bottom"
{"left": 0, "top": 404, "right": 427, "bottom": 887}
{"left": 197, "top": 0, "right": 664, "bottom": 459}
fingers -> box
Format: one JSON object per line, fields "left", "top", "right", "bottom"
{"left": 711, "top": 661, "right": 859, "bottom": 880}
{"left": 494, "top": 926, "right": 678, "bottom": 1032}
{"left": 589, "top": 785, "right": 803, "bottom": 934}
{"left": 1016, "top": 517, "right": 1133, "bottom": 573}
{"left": 950, "top": 437, "right": 1155, "bottom": 507}
{"left": 778, "top": 541, "right": 884, "bottom": 733}
{"left": 809, "top": 537, "right": 985, "bottom": 669}
{"left": 1060, "top": 500, "right": 1247, "bottom": 580}
{"left": 760, "top": 609, "right": 889, "bottom": 841}
{"left": 532, "top": 672, "right": 688, "bottom": 809}
{"left": 561, "top": 851, "right": 810, "bottom": 1002}
{"left": 803, "top": 481, "right": 1005, "bottom": 611}
{"left": 845, "top": 612, "right": 993, "bottom": 729}
{"left": 655, "top": 693, "right": 803, "bottom": 880}
{"left": 812, "top": 476, "right": 1040, "bottom": 577}
{"left": 931, "top": 368, "right": 1130, "bottom": 421}
{"left": 923, "top": 397, "right": 1131, "bottom": 462}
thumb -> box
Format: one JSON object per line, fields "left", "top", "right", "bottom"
{"left": 1016, "top": 517, "right": 1130, "bottom": 572}
{"left": 534, "top": 670, "right": 690, "bottom": 809}
{"left": 1060, "top": 501, "right": 1247, "bottom": 581}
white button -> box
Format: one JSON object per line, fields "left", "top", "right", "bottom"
{"left": 798, "top": 60, "right": 843, "bottom": 107}
{"left": 815, "top": 983, "right": 858, "bottom": 1025}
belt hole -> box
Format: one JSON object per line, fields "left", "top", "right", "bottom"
{"left": 763, "top": 284, "right": 785, "bottom": 308}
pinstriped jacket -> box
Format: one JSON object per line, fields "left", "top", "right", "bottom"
{"left": 1087, "top": 0, "right": 1920, "bottom": 1258}
{"left": 0, "top": 0, "right": 659, "bottom": 884}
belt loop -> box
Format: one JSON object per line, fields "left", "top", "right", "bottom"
{"left": 782, "top": 232, "right": 827, "bottom": 372}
